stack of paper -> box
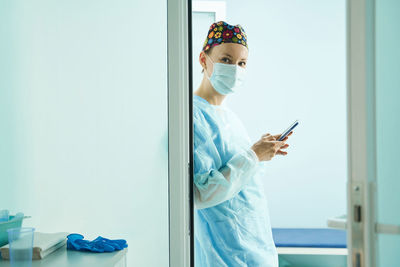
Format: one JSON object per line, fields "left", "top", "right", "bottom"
{"left": 0, "top": 232, "right": 68, "bottom": 260}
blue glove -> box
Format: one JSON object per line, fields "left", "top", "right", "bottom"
{"left": 67, "top": 234, "right": 128, "bottom": 253}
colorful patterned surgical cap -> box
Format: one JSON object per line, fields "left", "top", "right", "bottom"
{"left": 202, "top": 21, "right": 248, "bottom": 52}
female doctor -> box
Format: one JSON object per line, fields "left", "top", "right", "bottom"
{"left": 193, "top": 21, "right": 292, "bottom": 267}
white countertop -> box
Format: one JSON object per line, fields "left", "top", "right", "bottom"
{"left": 0, "top": 245, "right": 127, "bottom": 267}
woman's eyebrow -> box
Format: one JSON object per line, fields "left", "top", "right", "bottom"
{"left": 221, "top": 53, "right": 233, "bottom": 58}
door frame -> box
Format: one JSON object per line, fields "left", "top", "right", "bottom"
{"left": 167, "top": 0, "right": 192, "bottom": 266}
{"left": 170, "top": 1, "right": 389, "bottom": 266}
{"left": 346, "top": 0, "right": 377, "bottom": 266}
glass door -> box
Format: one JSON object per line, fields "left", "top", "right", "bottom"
{"left": 375, "top": 0, "right": 400, "bottom": 265}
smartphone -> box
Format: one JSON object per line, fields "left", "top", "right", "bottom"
{"left": 277, "top": 120, "right": 299, "bottom": 141}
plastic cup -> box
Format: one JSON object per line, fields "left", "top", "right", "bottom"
{"left": 0, "top": 210, "right": 9, "bottom": 222}
{"left": 7, "top": 227, "right": 35, "bottom": 267}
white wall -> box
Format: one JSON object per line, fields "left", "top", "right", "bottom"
{"left": 0, "top": 1, "right": 169, "bottom": 266}
{"left": 193, "top": 0, "right": 347, "bottom": 228}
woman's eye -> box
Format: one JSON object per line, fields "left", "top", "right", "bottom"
{"left": 239, "top": 62, "right": 246, "bottom": 67}
{"left": 221, "top": 58, "right": 230, "bottom": 63}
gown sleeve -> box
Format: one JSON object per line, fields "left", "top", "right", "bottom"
{"left": 193, "top": 109, "right": 260, "bottom": 209}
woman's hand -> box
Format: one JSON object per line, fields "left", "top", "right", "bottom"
{"left": 251, "top": 132, "right": 292, "bottom": 161}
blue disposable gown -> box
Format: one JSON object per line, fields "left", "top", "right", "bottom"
{"left": 193, "top": 95, "right": 278, "bottom": 267}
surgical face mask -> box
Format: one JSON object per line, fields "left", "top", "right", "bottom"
{"left": 205, "top": 55, "right": 246, "bottom": 95}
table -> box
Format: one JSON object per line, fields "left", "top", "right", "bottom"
{"left": 0, "top": 245, "right": 127, "bottom": 267}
